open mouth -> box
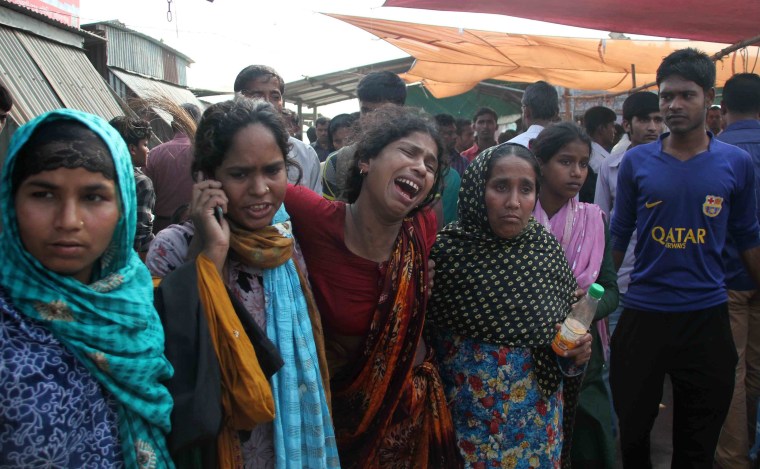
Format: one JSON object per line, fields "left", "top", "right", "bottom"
{"left": 395, "top": 177, "right": 421, "bottom": 200}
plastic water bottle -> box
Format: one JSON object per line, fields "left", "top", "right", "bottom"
{"left": 551, "top": 283, "right": 605, "bottom": 355}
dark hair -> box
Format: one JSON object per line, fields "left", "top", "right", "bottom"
{"left": 180, "top": 103, "right": 202, "bottom": 124}
{"left": 233, "top": 65, "right": 285, "bottom": 94}
{"left": 328, "top": 113, "right": 357, "bottom": 148}
{"left": 497, "top": 129, "right": 518, "bottom": 144}
{"left": 108, "top": 116, "right": 152, "bottom": 146}
{"left": 532, "top": 122, "right": 592, "bottom": 165}
{"left": 583, "top": 106, "right": 617, "bottom": 135}
{"left": 434, "top": 113, "right": 456, "bottom": 128}
{"left": 0, "top": 84, "right": 12, "bottom": 112}
{"left": 472, "top": 107, "right": 497, "bottom": 123}
{"left": 723, "top": 73, "right": 760, "bottom": 115}
{"left": 306, "top": 126, "right": 317, "bottom": 143}
{"left": 455, "top": 118, "right": 472, "bottom": 136}
{"left": 192, "top": 97, "right": 296, "bottom": 181}
{"left": 522, "top": 81, "right": 559, "bottom": 120}
{"left": 656, "top": 48, "right": 715, "bottom": 91}
{"left": 485, "top": 143, "right": 541, "bottom": 195}
{"left": 622, "top": 91, "right": 659, "bottom": 122}
{"left": 345, "top": 105, "right": 445, "bottom": 208}
{"left": 315, "top": 116, "right": 330, "bottom": 127}
{"left": 356, "top": 71, "right": 406, "bottom": 105}
{"left": 12, "top": 120, "right": 115, "bottom": 193}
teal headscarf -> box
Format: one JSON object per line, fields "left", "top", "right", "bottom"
{"left": 0, "top": 109, "right": 175, "bottom": 469}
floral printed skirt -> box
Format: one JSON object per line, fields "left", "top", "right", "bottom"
{"left": 432, "top": 327, "right": 563, "bottom": 469}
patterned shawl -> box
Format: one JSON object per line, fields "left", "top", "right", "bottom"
{"left": 229, "top": 205, "right": 339, "bottom": 469}
{"left": 428, "top": 146, "right": 578, "bottom": 396}
{"left": 330, "top": 214, "right": 460, "bottom": 468}
{"left": 0, "top": 109, "right": 174, "bottom": 468}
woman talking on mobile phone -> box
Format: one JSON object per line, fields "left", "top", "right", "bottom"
{"left": 148, "top": 97, "right": 338, "bottom": 469}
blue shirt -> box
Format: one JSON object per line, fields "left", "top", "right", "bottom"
{"left": 716, "top": 119, "right": 760, "bottom": 291}
{"left": 611, "top": 133, "right": 760, "bottom": 312}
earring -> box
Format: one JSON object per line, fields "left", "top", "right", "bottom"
{"left": 359, "top": 168, "right": 367, "bottom": 176}
{"left": 265, "top": 186, "right": 270, "bottom": 192}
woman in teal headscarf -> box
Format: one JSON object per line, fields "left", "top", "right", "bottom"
{"left": 0, "top": 109, "right": 174, "bottom": 468}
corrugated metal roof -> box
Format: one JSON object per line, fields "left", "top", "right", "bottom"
{"left": 81, "top": 22, "right": 191, "bottom": 86}
{"left": 82, "top": 21, "right": 193, "bottom": 63}
{"left": 284, "top": 57, "right": 415, "bottom": 108}
{"left": 0, "top": 25, "right": 125, "bottom": 125}
{"left": 109, "top": 67, "right": 202, "bottom": 124}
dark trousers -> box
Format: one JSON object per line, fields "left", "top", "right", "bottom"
{"left": 610, "top": 303, "right": 738, "bottom": 469}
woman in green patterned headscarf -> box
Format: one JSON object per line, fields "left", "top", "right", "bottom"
{"left": 427, "top": 143, "right": 592, "bottom": 468}
{"left": 0, "top": 109, "right": 174, "bottom": 468}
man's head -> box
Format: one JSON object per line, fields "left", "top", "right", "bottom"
{"left": 108, "top": 116, "right": 152, "bottom": 167}
{"left": 584, "top": 106, "right": 617, "bottom": 150}
{"left": 233, "top": 65, "right": 285, "bottom": 111}
{"left": 0, "top": 84, "right": 12, "bottom": 134}
{"left": 656, "top": 48, "right": 716, "bottom": 136}
{"left": 315, "top": 116, "right": 330, "bottom": 147}
{"left": 434, "top": 113, "right": 457, "bottom": 151}
{"left": 721, "top": 73, "right": 760, "bottom": 126}
{"left": 356, "top": 71, "right": 406, "bottom": 117}
{"left": 473, "top": 107, "right": 498, "bottom": 147}
{"left": 455, "top": 118, "right": 475, "bottom": 152}
{"left": 706, "top": 105, "right": 722, "bottom": 134}
{"left": 521, "top": 81, "right": 559, "bottom": 128}
{"left": 622, "top": 92, "right": 664, "bottom": 147}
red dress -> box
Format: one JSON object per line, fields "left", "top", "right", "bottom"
{"left": 284, "top": 184, "right": 437, "bottom": 337}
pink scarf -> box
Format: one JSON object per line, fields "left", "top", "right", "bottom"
{"left": 534, "top": 198, "right": 610, "bottom": 359}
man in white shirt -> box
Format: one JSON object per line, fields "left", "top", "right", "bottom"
{"left": 580, "top": 106, "right": 617, "bottom": 202}
{"left": 508, "top": 80, "right": 559, "bottom": 148}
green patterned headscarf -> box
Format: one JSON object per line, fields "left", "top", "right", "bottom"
{"left": 428, "top": 144, "right": 577, "bottom": 396}
{"left": 0, "top": 109, "right": 174, "bottom": 469}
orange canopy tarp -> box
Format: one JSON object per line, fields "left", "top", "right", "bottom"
{"left": 328, "top": 14, "right": 760, "bottom": 98}
{"left": 383, "top": 0, "right": 760, "bottom": 45}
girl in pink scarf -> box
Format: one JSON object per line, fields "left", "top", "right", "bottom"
{"left": 531, "top": 122, "right": 620, "bottom": 469}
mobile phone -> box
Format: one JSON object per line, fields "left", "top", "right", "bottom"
{"left": 196, "top": 171, "right": 224, "bottom": 225}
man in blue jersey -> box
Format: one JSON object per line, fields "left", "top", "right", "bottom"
{"left": 610, "top": 49, "right": 760, "bottom": 469}
{"left": 714, "top": 72, "right": 760, "bottom": 469}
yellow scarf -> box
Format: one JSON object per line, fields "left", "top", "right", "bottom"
{"left": 196, "top": 253, "right": 275, "bottom": 468}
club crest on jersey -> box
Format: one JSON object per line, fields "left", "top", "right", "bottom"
{"left": 702, "top": 195, "right": 723, "bottom": 217}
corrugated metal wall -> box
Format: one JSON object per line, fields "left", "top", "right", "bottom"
{"left": 103, "top": 25, "right": 188, "bottom": 86}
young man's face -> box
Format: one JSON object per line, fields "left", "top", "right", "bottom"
{"left": 129, "top": 138, "right": 150, "bottom": 167}
{"left": 240, "top": 76, "right": 283, "bottom": 111}
{"left": 659, "top": 76, "right": 715, "bottom": 137}
{"left": 625, "top": 111, "right": 664, "bottom": 147}
{"left": 706, "top": 107, "right": 722, "bottom": 134}
{"left": 439, "top": 124, "right": 457, "bottom": 151}
{"left": 456, "top": 125, "right": 475, "bottom": 150}
{"left": 316, "top": 123, "right": 329, "bottom": 146}
{"left": 597, "top": 121, "right": 617, "bottom": 150}
{"left": 474, "top": 114, "right": 497, "bottom": 143}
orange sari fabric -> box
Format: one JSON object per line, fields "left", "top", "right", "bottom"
{"left": 331, "top": 216, "right": 461, "bottom": 468}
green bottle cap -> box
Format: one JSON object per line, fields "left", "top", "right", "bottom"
{"left": 588, "top": 283, "right": 605, "bottom": 299}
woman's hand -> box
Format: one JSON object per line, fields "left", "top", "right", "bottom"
{"left": 190, "top": 177, "right": 229, "bottom": 274}
{"left": 554, "top": 324, "right": 593, "bottom": 366}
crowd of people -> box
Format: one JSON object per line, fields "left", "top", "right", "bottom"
{"left": 0, "top": 46, "right": 759, "bottom": 469}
